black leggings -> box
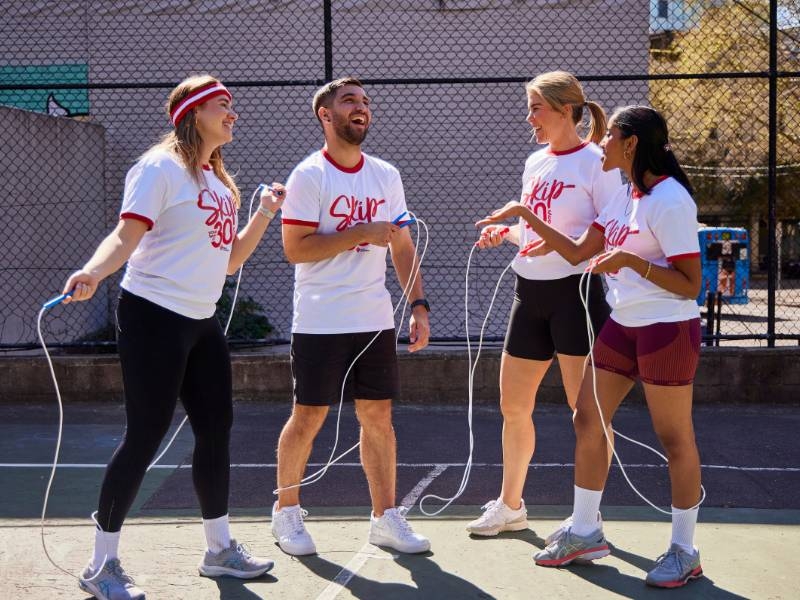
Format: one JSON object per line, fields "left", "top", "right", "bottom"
{"left": 96, "top": 290, "right": 233, "bottom": 532}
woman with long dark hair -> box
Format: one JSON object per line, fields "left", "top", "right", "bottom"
{"left": 62, "top": 75, "right": 284, "bottom": 599}
{"left": 478, "top": 105, "right": 705, "bottom": 589}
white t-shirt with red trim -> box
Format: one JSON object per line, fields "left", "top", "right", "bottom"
{"left": 592, "top": 176, "right": 701, "bottom": 327}
{"left": 119, "top": 149, "right": 237, "bottom": 319}
{"left": 513, "top": 142, "right": 623, "bottom": 280}
{"left": 282, "top": 149, "right": 407, "bottom": 334}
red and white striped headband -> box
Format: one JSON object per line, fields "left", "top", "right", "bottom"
{"left": 170, "top": 82, "right": 232, "bottom": 127}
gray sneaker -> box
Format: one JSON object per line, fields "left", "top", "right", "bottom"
{"left": 544, "top": 512, "right": 604, "bottom": 545}
{"left": 534, "top": 527, "right": 610, "bottom": 567}
{"left": 645, "top": 544, "right": 703, "bottom": 588}
{"left": 198, "top": 539, "right": 274, "bottom": 579}
{"left": 78, "top": 559, "right": 145, "bottom": 600}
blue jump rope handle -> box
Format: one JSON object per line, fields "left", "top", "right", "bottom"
{"left": 392, "top": 212, "right": 417, "bottom": 229}
{"left": 42, "top": 292, "right": 73, "bottom": 309}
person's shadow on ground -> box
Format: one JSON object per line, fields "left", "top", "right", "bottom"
{"left": 467, "top": 529, "right": 749, "bottom": 599}
{"left": 298, "top": 549, "right": 496, "bottom": 599}
{"left": 212, "top": 569, "right": 277, "bottom": 600}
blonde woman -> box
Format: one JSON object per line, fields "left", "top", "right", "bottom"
{"left": 468, "top": 71, "right": 621, "bottom": 537}
{"left": 62, "top": 75, "right": 283, "bottom": 599}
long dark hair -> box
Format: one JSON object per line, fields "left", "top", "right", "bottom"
{"left": 612, "top": 105, "right": 693, "bottom": 196}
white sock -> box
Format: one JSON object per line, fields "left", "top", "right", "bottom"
{"left": 203, "top": 514, "right": 232, "bottom": 554}
{"left": 91, "top": 527, "right": 120, "bottom": 572}
{"left": 670, "top": 505, "right": 699, "bottom": 554}
{"left": 571, "top": 485, "right": 603, "bottom": 537}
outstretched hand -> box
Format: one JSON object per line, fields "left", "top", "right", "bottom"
{"left": 475, "top": 201, "right": 526, "bottom": 227}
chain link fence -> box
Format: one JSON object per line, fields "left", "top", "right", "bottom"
{"left": 1, "top": 0, "right": 798, "bottom": 349}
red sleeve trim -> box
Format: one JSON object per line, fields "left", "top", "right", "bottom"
{"left": 120, "top": 212, "right": 154, "bottom": 230}
{"left": 591, "top": 221, "right": 605, "bottom": 233}
{"left": 282, "top": 218, "right": 319, "bottom": 227}
{"left": 667, "top": 252, "right": 700, "bottom": 262}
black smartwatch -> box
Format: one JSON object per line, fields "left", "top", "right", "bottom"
{"left": 410, "top": 298, "right": 431, "bottom": 313}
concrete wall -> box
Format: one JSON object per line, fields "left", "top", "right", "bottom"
{"left": 0, "top": 105, "right": 109, "bottom": 344}
{"left": 2, "top": 347, "right": 797, "bottom": 404}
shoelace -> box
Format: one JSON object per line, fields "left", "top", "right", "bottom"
{"left": 480, "top": 499, "right": 499, "bottom": 512}
{"left": 654, "top": 548, "right": 684, "bottom": 571}
{"left": 107, "top": 560, "right": 135, "bottom": 585}
{"left": 235, "top": 542, "right": 253, "bottom": 559}
{"left": 287, "top": 508, "right": 309, "bottom": 535}
{"left": 386, "top": 508, "right": 414, "bottom": 535}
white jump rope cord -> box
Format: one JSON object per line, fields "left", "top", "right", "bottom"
{"left": 273, "top": 213, "right": 429, "bottom": 495}
{"left": 37, "top": 184, "right": 268, "bottom": 581}
{"left": 417, "top": 242, "right": 705, "bottom": 519}
{"left": 418, "top": 246, "right": 514, "bottom": 516}
{"left": 578, "top": 268, "right": 706, "bottom": 516}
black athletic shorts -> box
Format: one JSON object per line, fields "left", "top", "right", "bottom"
{"left": 503, "top": 273, "right": 610, "bottom": 360}
{"left": 291, "top": 329, "right": 399, "bottom": 406}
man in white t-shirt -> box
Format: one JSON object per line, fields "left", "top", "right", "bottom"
{"left": 271, "top": 77, "right": 431, "bottom": 556}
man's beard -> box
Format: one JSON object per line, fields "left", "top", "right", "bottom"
{"left": 332, "top": 113, "right": 369, "bottom": 145}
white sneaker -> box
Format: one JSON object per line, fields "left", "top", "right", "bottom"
{"left": 368, "top": 507, "right": 430, "bottom": 554}
{"left": 466, "top": 498, "right": 528, "bottom": 536}
{"left": 271, "top": 501, "right": 316, "bottom": 556}
{"left": 545, "top": 511, "right": 604, "bottom": 545}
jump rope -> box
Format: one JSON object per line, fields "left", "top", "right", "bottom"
{"left": 419, "top": 225, "right": 705, "bottom": 521}
{"left": 37, "top": 183, "right": 273, "bottom": 580}
{"left": 36, "top": 189, "right": 426, "bottom": 579}
{"left": 271, "top": 209, "right": 427, "bottom": 496}
{"left": 38, "top": 201, "right": 704, "bottom": 578}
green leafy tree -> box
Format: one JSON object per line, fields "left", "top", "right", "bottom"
{"left": 649, "top": 1, "right": 800, "bottom": 223}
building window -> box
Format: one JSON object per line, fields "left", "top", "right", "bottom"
{"left": 657, "top": 0, "right": 669, "bottom": 18}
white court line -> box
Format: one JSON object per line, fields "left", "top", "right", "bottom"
{"left": 2, "top": 462, "right": 799, "bottom": 472}
{"left": 315, "top": 464, "right": 448, "bottom": 600}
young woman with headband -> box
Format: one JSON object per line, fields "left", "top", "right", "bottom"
{"left": 478, "top": 105, "right": 704, "bottom": 588}
{"left": 468, "top": 71, "right": 621, "bottom": 538}
{"left": 61, "top": 75, "right": 284, "bottom": 599}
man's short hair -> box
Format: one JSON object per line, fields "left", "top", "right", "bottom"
{"left": 312, "top": 77, "right": 364, "bottom": 123}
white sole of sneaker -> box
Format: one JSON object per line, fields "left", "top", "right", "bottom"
{"left": 79, "top": 578, "right": 135, "bottom": 600}
{"left": 368, "top": 535, "right": 431, "bottom": 554}
{"left": 467, "top": 519, "right": 529, "bottom": 537}
{"left": 198, "top": 562, "right": 274, "bottom": 579}
{"left": 535, "top": 545, "right": 610, "bottom": 567}
{"left": 275, "top": 543, "right": 317, "bottom": 556}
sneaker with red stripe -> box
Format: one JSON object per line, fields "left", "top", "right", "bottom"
{"left": 645, "top": 544, "right": 703, "bottom": 588}
{"left": 533, "top": 527, "right": 610, "bottom": 567}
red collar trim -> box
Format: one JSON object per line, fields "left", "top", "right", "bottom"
{"left": 631, "top": 175, "right": 669, "bottom": 199}
{"left": 546, "top": 141, "right": 589, "bottom": 156}
{"left": 322, "top": 148, "right": 364, "bottom": 173}
{"left": 202, "top": 164, "right": 212, "bottom": 171}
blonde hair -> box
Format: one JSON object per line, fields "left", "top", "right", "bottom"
{"left": 525, "top": 71, "right": 607, "bottom": 145}
{"left": 150, "top": 74, "right": 241, "bottom": 207}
